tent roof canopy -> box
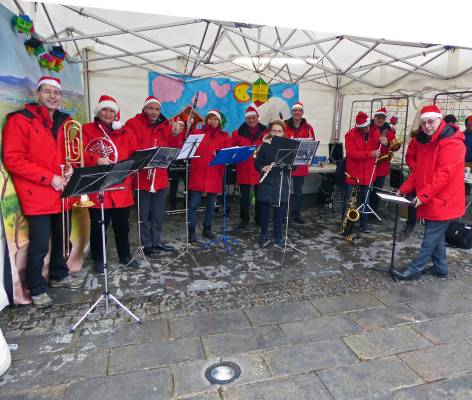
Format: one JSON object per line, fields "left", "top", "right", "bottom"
{"left": 7, "top": 0, "right": 472, "bottom": 96}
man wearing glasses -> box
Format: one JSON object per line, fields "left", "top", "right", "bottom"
{"left": 392, "top": 105, "right": 465, "bottom": 280}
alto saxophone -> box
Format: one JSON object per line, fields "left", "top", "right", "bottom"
{"left": 340, "top": 174, "right": 360, "bottom": 242}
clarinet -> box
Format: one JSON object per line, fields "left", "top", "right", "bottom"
{"left": 184, "top": 92, "right": 200, "bottom": 140}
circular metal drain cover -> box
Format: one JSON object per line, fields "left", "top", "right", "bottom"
{"left": 205, "top": 361, "right": 241, "bottom": 385}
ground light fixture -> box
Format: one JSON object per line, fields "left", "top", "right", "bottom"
{"left": 204, "top": 361, "right": 241, "bottom": 385}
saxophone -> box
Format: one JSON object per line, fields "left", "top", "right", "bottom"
{"left": 340, "top": 174, "right": 360, "bottom": 242}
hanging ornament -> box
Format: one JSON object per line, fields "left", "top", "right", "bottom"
{"left": 12, "top": 15, "right": 33, "bottom": 34}
{"left": 24, "top": 37, "right": 45, "bottom": 56}
{"left": 250, "top": 77, "right": 272, "bottom": 107}
{"left": 51, "top": 45, "right": 66, "bottom": 60}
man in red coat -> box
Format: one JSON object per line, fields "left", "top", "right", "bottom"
{"left": 126, "top": 96, "right": 180, "bottom": 256}
{"left": 232, "top": 105, "right": 267, "bottom": 229}
{"left": 83, "top": 95, "right": 138, "bottom": 272}
{"left": 284, "top": 101, "right": 315, "bottom": 224}
{"left": 342, "top": 111, "right": 381, "bottom": 231}
{"left": 369, "top": 107, "right": 394, "bottom": 214}
{"left": 393, "top": 105, "right": 465, "bottom": 280}
{"left": 2, "top": 76, "right": 82, "bottom": 308}
{"left": 188, "top": 110, "right": 232, "bottom": 242}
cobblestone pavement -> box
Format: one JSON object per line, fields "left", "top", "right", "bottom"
{"left": 1, "top": 201, "right": 472, "bottom": 399}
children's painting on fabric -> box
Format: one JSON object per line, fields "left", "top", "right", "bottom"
{"left": 148, "top": 72, "right": 299, "bottom": 132}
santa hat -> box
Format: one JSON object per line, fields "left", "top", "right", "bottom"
{"left": 291, "top": 101, "right": 304, "bottom": 111}
{"left": 374, "top": 107, "right": 387, "bottom": 117}
{"left": 37, "top": 76, "right": 62, "bottom": 92}
{"left": 245, "top": 105, "right": 259, "bottom": 118}
{"left": 143, "top": 95, "right": 161, "bottom": 109}
{"left": 355, "top": 111, "right": 370, "bottom": 128}
{"left": 465, "top": 115, "right": 472, "bottom": 125}
{"left": 420, "top": 104, "right": 442, "bottom": 120}
{"left": 94, "top": 95, "right": 122, "bottom": 130}
{"left": 389, "top": 115, "right": 398, "bottom": 125}
{"left": 206, "top": 109, "right": 221, "bottom": 122}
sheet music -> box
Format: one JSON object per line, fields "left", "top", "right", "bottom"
{"left": 176, "top": 134, "right": 204, "bottom": 160}
{"left": 294, "top": 140, "right": 320, "bottom": 166}
{"left": 376, "top": 192, "right": 412, "bottom": 204}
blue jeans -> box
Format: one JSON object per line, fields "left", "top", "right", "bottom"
{"left": 188, "top": 191, "right": 217, "bottom": 229}
{"left": 371, "top": 175, "right": 386, "bottom": 213}
{"left": 291, "top": 176, "right": 305, "bottom": 218}
{"left": 260, "top": 201, "right": 287, "bottom": 242}
{"left": 408, "top": 220, "right": 450, "bottom": 274}
{"left": 136, "top": 189, "right": 167, "bottom": 248}
{"left": 342, "top": 184, "right": 370, "bottom": 228}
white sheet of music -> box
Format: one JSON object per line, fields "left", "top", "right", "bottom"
{"left": 376, "top": 192, "right": 412, "bottom": 204}
{"left": 176, "top": 134, "right": 205, "bottom": 160}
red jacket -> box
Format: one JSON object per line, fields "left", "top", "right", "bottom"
{"left": 188, "top": 125, "right": 231, "bottom": 193}
{"left": 232, "top": 122, "right": 266, "bottom": 185}
{"left": 2, "top": 104, "right": 71, "bottom": 216}
{"left": 82, "top": 120, "right": 137, "bottom": 209}
{"left": 284, "top": 118, "right": 315, "bottom": 176}
{"left": 373, "top": 123, "right": 397, "bottom": 177}
{"left": 344, "top": 127, "right": 381, "bottom": 185}
{"left": 125, "top": 113, "right": 171, "bottom": 192}
{"left": 399, "top": 121, "right": 465, "bottom": 221}
{"left": 405, "top": 137, "right": 418, "bottom": 172}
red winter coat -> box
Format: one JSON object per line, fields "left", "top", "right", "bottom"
{"left": 344, "top": 127, "right": 381, "bottom": 185}
{"left": 232, "top": 122, "right": 266, "bottom": 185}
{"left": 405, "top": 137, "right": 418, "bottom": 172}
{"left": 82, "top": 120, "right": 137, "bottom": 209}
{"left": 125, "top": 113, "right": 171, "bottom": 192}
{"left": 2, "top": 103, "right": 72, "bottom": 216}
{"left": 284, "top": 118, "right": 315, "bottom": 176}
{"left": 373, "top": 123, "right": 397, "bottom": 177}
{"left": 188, "top": 125, "right": 232, "bottom": 193}
{"left": 399, "top": 121, "right": 465, "bottom": 221}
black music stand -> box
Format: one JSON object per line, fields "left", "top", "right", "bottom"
{"left": 208, "top": 145, "right": 256, "bottom": 255}
{"left": 163, "top": 134, "right": 204, "bottom": 268}
{"left": 64, "top": 161, "right": 141, "bottom": 332}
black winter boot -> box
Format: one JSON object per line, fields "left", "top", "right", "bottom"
{"left": 188, "top": 226, "right": 197, "bottom": 243}
{"left": 202, "top": 225, "right": 215, "bottom": 240}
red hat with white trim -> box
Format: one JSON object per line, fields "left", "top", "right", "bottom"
{"left": 245, "top": 105, "right": 259, "bottom": 118}
{"left": 291, "top": 101, "right": 304, "bottom": 110}
{"left": 206, "top": 109, "right": 221, "bottom": 122}
{"left": 143, "top": 96, "right": 161, "bottom": 109}
{"left": 465, "top": 115, "right": 472, "bottom": 125}
{"left": 374, "top": 107, "right": 387, "bottom": 116}
{"left": 355, "top": 111, "right": 370, "bottom": 128}
{"left": 94, "top": 95, "right": 122, "bottom": 130}
{"left": 420, "top": 104, "right": 442, "bottom": 120}
{"left": 37, "top": 76, "right": 62, "bottom": 92}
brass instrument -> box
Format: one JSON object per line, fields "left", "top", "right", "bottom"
{"left": 60, "top": 164, "right": 70, "bottom": 258}
{"left": 377, "top": 137, "right": 403, "bottom": 163}
{"left": 147, "top": 139, "right": 158, "bottom": 193}
{"left": 340, "top": 174, "right": 360, "bottom": 242}
{"left": 84, "top": 136, "right": 118, "bottom": 163}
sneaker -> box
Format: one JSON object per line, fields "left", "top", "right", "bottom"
{"left": 31, "top": 292, "right": 53, "bottom": 309}
{"left": 120, "top": 256, "right": 139, "bottom": 268}
{"left": 49, "top": 275, "right": 83, "bottom": 289}
{"left": 292, "top": 217, "right": 305, "bottom": 225}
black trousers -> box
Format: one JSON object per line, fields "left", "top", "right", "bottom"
{"left": 239, "top": 184, "right": 261, "bottom": 223}
{"left": 89, "top": 207, "right": 131, "bottom": 263}
{"left": 26, "top": 213, "right": 70, "bottom": 296}
{"left": 169, "top": 164, "right": 186, "bottom": 210}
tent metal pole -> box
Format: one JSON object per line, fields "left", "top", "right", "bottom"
{"left": 188, "top": 21, "right": 209, "bottom": 75}
{"left": 343, "top": 42, "right": 379, "bottom": 73}
{"left": 302, "top": 30, "right": 340, "bottom": 70}
{"left": 82, "top": 48, "right": 91, "bottom": 121}
{"left": 12, "top": 0, "right": 25, "bottom": 15}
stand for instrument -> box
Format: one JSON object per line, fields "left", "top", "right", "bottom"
{"left": 356, "top": 147, "right": 382, "bottom": 223}
{"left": 163, "top": 135, "right": 204, "bottom": 268}
{"left": 64, "top": 162, "right": 141, "bottom": 332}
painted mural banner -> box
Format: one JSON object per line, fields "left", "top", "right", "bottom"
{"left": 148, "top": 72, "right": 299, "bottom": 132}
{"left": 0, "top": 4, "right": 88, "bottom": 306}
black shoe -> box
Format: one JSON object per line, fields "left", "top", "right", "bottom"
{"left": 202, "top": 225, "right": 215, "bottom": 240}
{"left": 403, "top": 224, "right": 415, "bottom": 234}
{"left": 292, "top": 217, "right": 305, "bottom": 225}
{"left": 188, "top": 227, "right": 197, "bottom": 243}
{"left": 391, "top": 268, "right": 421, "bottom": 281}
{"left": 423, "top": 267, "right": 448, "bottom": 279}
{"left": 237, "top": 220, "right": 249, "bottom": 230}
{"left": 120, "top": 256, "right": 139, "bottom": 268}
{"left": 273, "top": 239, "right": 286, "bottom": 249}
{"left": 143, "top": 247, "right": 154, "bottom": 257}
{"left": 153, "top": 243, "right": 174, "bottom": 252}
{"left": 93, "top": 261, "right": 104, "bottom": 274}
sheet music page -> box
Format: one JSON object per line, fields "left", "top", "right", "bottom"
{"left": 376, "top": 193, "right": 412, "bottom": 204}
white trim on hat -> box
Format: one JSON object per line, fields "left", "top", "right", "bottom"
{"left": 207, "top": 110, "right": 221, "bottom": 121}
{"left": 356, "top": 120, "right": 370, "bottom": 128}
{"left": 374, "top": 111, "right": 387, "bottom": 116}
{"left": 291, "top": 103, "right": 304, "bottom": 110}
{"left": 143, "top": 98, "right": 161, "bottom": 108}
{"left": 94, "top": 100, "right": 119, "bottom": 115}
{"left": 37, "top": 78, "right": 62, "bottom": 92}
{"left": 245, "top": 110, "right": 258, "bottom": 118}
{"left": 420, "top": 112, "right": 442, "bottom": 120}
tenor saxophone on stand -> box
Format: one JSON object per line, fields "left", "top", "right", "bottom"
{"left": 340, "top": 174, "right": 361, "bottom": 242}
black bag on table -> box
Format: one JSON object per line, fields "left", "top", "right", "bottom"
{"left": 445, "top": 221, "right": 472, "bottom": 249}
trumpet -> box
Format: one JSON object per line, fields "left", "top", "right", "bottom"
{"left": 147, "top": 139, "right": 158, "bottom": 193}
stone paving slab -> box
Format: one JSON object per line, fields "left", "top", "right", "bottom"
{"left": 169, "top": 310, "right": 251, "bottom": 339}
{"left": 279, "top": 315, "right": 361, "bottom": 344}
{"left": 176, "top": 394, "right": 221, "bottom": 400}
{"left": 222, "top": 372, "right": 332, "bottom": 400}
{"left": 172, "top": 353, "right": 271, "bottom": 397}
{"left": 0, "top": 350, "right": 108, "bottom": 391}
{"left": 265, "top": 338, "right": 358, "bottom": 376}
{"left": 348, "top": 304, "right": 426, "bottom": 331}
{"left": 243, "top": 301, "right": 320, "bottom": 326}
{"left": 64, "top": 368, "right": 173, "bottom": 400}
{"left": 311, "top": 293, "right": 383, "bottom": 315}
{"left": 6, "top": 332, "right": 76, "bottom": 361}
{"left": 372, "top": 284, "right": 444, "bottom": 306}
{"left": 343, "top": 326, "right": 431, "bottom": 360}
{"left": 109, "top": 337, "right": 205, "bottom": 375}
{"left": 392, "top": 372, "right": 472, "bottom": 399}
{"left": 78, "top": 319, "right": 168, "bottom": 351}
{"left": 317, "top": 356, "right": 422, "bottom": 400}
{"left": 202, "top": 325, "right": 289, "bottom": 357}
{"left": 411, "top": 314, "right": 472, "bottom": 345}
{"left": 399, "top": 340, "right": 472, "bottom": 382}
{"left": 407, "top": 297, "right": 472, "bottom": 320}
{"left": 0, "top": 385, "right": 66, "bottom": 400}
